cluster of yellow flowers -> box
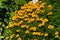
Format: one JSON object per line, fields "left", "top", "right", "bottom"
{"left": 5, "top": 0, "right": 59, "bottom": 40}
{"left": 55, "top": 31, "right": 59, "bottom": 38}
{"left": 32, "top": 32, "right": 48, "bottom": 37}
{"left": 5, "top": 34, "right": 22, "bottom": 40}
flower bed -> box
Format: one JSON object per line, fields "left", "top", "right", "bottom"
{"left": 0, "top": 0, "right": 60, "bottom": 40}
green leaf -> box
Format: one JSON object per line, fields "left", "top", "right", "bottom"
{"left": 0, "top": 0, "right": 7, "bottom": 6}
{"left": 16, "top": 0, "right": 27, "bottom": 5}
{"left": 4, "top": 29, "right": 12, "bottom": 36}
{"left": 10, "top": 12, "right": 14, "bottom": 18}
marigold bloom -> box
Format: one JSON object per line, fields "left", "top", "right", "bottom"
{"left": 48, "top": 25, "right": 54, "bottom": 29}
{"left": 41, "top": 10, "right": 45, "bottom": 13}
{"left": 25, "top": 30, "right": 29, "bottom": 34}
{"left": 48, "top": 5, "right": 53, "bottom": 10}
{"left": 44, "top": 33, "right": 48, "bottom": 37}
{"left": 16, "top": 34, "right": 19, "bottom": 37}
{"left": 21, "top": 25, "right": 29, "bottom": 29}
{"left": 39, "top": 18, "right": 43, "bottom": 21}
{"left": 55, "top": 31, "right": 59, "bottom": 35}
{"left": 32, "top": 32, "right": 41, "bottom": 36}
{"left": 55, "top": 35, "right": 59, "bottom": 38}
{"left": 16, "top": 30, "right": 20, "bottom": 32}
{"left": 5, "top": 26, "right": 9, "bottom": 29}
{"left": 47, "top": 11, "right": 52, "bottom": 15}
{"left": 30, "top": 27, "right": 37, "bottom": 31}
{"left": 17, "top": 20, "right": 23, "bottom": 26}
{"left": 10, "top": 34, "right": 15, "bottom": 39}
{"left": 18, "top": 37, "right": 22, "bottom": 40}
{"left": 38, "top": 22, "right": 45, "bottom": 27}
{"left": 43, "top": 18, "right": 48, "bottom": 23}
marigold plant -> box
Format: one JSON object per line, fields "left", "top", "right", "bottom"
{"left": 4, "top": 0, "right": 60, "bottom": 40}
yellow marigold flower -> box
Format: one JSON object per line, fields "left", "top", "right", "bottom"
{"left": 42, "top": 22, "right": 45, "bottom": 25}
{"left": 26, "top": 9, "right": 32, "bottom": 12}
{"left": 17, "top": 20, "right": 23, "bottom": 26}
{"left": 16, "top": 34, "right": 19, "bottom": 37}
{"left": 32, "top": 32, "right": 41, "bottom": 36}
{"left": 29, "top": 27, "right": 37, "bottom": 31}
{"left": 55, "top": 35, "right": 59, "bottom": 38}
{"left": 21, "top": 25, "right": 25, "bottom": 28}
{"left": 16, "top": 30, "right": 20, "bottom": 32}
{"left": 33, "top": 4, "right": 39, "bottom": 9}
{"left": 5, "top": 26, "right": 9, "bottom": 29}
{"left": 24, "top": 15, "right": 28, "bottom": 18}
{"left": 48, "top": 25, "right": 54, "bottom": 29}
{"left": 25, "top": 25, "right": 29, "bottom": 29}
{"left": 38, "top": 23, "right": 42, "bottom": 27}
{"left": 44, "top": 33, "right": 48, "bottom": 37}
{"left": 38, "top": 22, "right": 45, "bottom": 27}
{"left": 37, "top": 32, "right": 41, "bottom": 36}
{"left": 41, "top": 10, "right": 45, "bottom": 13}
{"left": 18, "top": 10, "right": 25, "bottom": 13}
{"left": 30, "top": 18, "right": 35, "bottom": 22}
{"left": 9, "top": 24, "right": 14, "bottom": 28}
{"left": 27, "top": 1, "right": 33, "bottom": 6}
{"left": 31, "top": 12, "right": 36, "bottom": 17}
{"left": 24, "top": 18, "right": 29, "bottom": 21}
{"left": 21, "top": 6, "right": 26, "bottom": 9}
{"left": 48, "top": 5, "right": 53, "bottom": 10}
{"left": 39, "top": 2, "right": 45, "bottom": 8}
{"left": 9, "top": 21, "right": 17, "bottom": 26}
{"left": 18, "top": 37, "right": 22, "bottom": 40}
{"left": 28, "top": 13, "right": 32, "bottom": 15}
{"left": 47, "top": 11, "right": 52, "bottom": 15}
{"left": 21, "top": 25, "right": 29, "bottom": 29}
{"left": 27, "top": 20, "right": 32, "bottom": 23}
{"left": 39, "top": 18, "right": 43, "bottom": 21}
{"left": 55, "top": 31, "right": 59, "bottom": 35}
{"left": 10, "top": 34, "right": 15, "bottom": 39}
{"left": 43, "top": 18, "right": 48, "bottom": 23}
{"left": 36, "top": 17, "right": 40, "bottom": 21}
{"left": 25, "top": 30, "right": 29, "bottom": 34}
